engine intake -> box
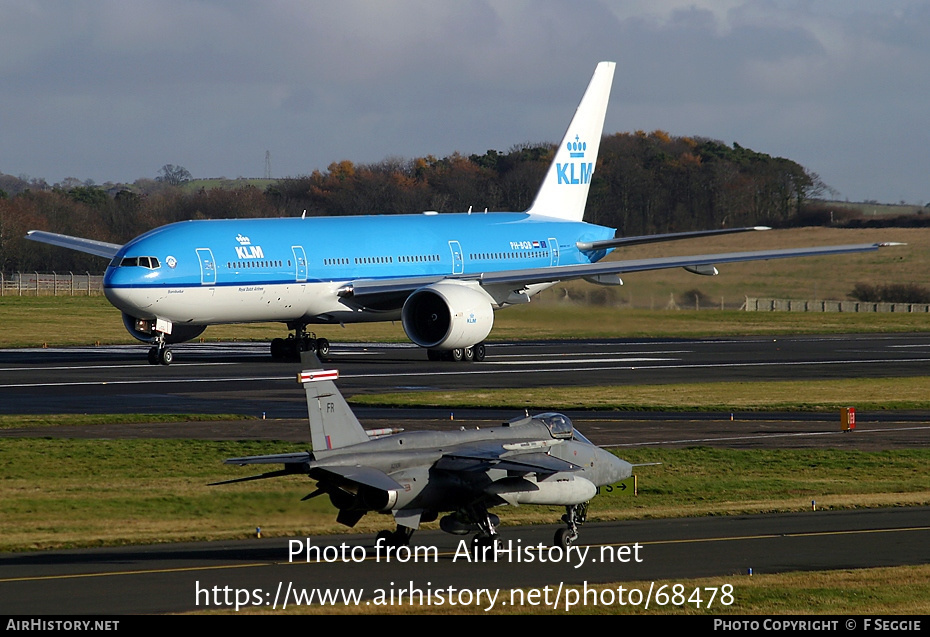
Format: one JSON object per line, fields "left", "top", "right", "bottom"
{"left": 328, "top": 485, "right": 398, "bottom": 513}
{"left": 401, "top": 283, "right": 494, "bottom": 349}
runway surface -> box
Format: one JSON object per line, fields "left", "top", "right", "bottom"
{"left": 2, "top": 508, "right": 928, "bottom": 614}
{"left": 2, "top": 333, "right": 930, "bottom": 417}
{"left": 1, "top": 335, "right": 928, "bottom": 613}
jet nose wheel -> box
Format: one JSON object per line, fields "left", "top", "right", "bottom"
{"left": 554, "top": 527, "right": 577, "bottom": 549}
{"left": 147, "top": 346, "right": 173, "bottom": 365}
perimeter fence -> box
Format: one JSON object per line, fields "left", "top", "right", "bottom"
{"left": 744, "top": 297, "right": 930, "bottom": 313}
{"left": 0, "top": 272, "right": 104, "bottom": 296}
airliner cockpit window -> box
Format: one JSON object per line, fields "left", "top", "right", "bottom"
{"left": 537, "top": 412, "right": 574, "bottom": 439}
{"left": 119, "top": 256, "right": 160, "bottom": 269}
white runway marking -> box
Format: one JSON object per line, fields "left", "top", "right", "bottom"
{"left": 603, "top": 424, "right": 930, "bottom": 448}
{"left": 2, "top": 357, "right": 929, "bottom": 389}
{"left": 486, "top": 357, "right": 680, "bottom": 365}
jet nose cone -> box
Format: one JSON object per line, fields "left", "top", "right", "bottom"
{"left": 609, "top": 455, "right": 633, "bottom": 484}
{"left": 104, "top": 276, "right": 153, "bottom": 315}
{"left": 593, "top": 447, "right": 632, "bottom": 485}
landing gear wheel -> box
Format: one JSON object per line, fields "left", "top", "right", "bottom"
{"left": 451, "top": 348, "right": 464, "bottom": 362}
{"left": 148, "top": 345, "right": 172, "bottom": 365}
{"left": 376, "top": 526, "right": 414, "bottom": 547}
{"left": 474, "top": 342, "right": 486, "bottom": 362}
{"left": 554, "top": 527, "right": 575, "bottom": 549}
{"left": 470, "top": 533, "right": 501, "bottom": 557}
{"left": 555, "top": 502, "right": 587, "bottom": 547}
{"left": 315, "top": 338, "right": 330, "bottom": 361}
{"left": 270, "top": 338, "right": 287, "bottom": 359}
{"left": 463, "top": 346, "right": 475, "bottom": 362}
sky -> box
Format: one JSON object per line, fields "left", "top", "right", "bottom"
{"left": 1, "top": 0, "right": 927, "bottom": 204}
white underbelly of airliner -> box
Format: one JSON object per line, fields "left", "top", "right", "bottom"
{"left": 107, "top": 282, "right": 353, "bottom": 324}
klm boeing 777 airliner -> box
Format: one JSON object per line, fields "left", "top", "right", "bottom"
{"left": 28, "top": 62, "right": 895, "bottom": 364}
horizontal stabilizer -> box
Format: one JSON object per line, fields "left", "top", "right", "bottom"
{"left": 224, "top": 451, "right": 311, "bottom": 466}
{"left": 208, "top": 468, "right": 300, "bottom": 486}
{"left": 577, "top": 226, "right": 770, "bottom": 251}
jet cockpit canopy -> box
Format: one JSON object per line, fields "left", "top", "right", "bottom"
{"left": 535, "top": 412, "right": 573, "bottom": 440}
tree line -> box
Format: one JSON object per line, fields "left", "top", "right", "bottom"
{"left": 0, "top": 131, "right": 828, "bottom": 273}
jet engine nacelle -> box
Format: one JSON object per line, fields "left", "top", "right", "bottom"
{"left": 121, "top": 313, "right": 207, "bottom": 344}
{"left": 401, "top": 282, "right": 494, "bottom": 350}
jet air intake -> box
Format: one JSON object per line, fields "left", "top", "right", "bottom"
{"left": 401, "top": 282, "right": 494, "bottom": 350}
{"left": 329, "top": 485, "right": 398, "bottom": 513}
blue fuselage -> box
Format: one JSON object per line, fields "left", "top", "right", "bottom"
{"left": 103, "top": 212, "right": 614, "bottom": 325}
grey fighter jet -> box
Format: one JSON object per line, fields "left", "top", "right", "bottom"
{"left": 216, "top": 368, "right": 632, "bottom": 548}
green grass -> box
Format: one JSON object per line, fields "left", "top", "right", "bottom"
{"left": 0, "top": 413, "right": 251, "bottom": 430}
{"left": 1, "top": 439, "right": 927, "bottom": 552}
{"left": 350, "top": 377, "right": 930, "bottom": 412}
{"left": 3, "top": 227, "right": 930, "bottom": 348}
{"left": 3, "top": 297, "right": 930, "bottom": 349}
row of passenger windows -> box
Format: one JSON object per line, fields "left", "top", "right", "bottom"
{"left": 227, "top": 260, "right": 288, "bottom": 269}
{"left": 470, "top": 251, "right": 550, "bottom": 260}
{"left": 322, "top": 254, "right": 441, "bottom": 266}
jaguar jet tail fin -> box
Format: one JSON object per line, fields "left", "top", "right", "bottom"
{"left": 298, "top": 369, "right": 369, "bottom": 455}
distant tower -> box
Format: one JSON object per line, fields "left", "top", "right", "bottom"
{"left": 264, "top": 150, "right": 272, "bottom": 179}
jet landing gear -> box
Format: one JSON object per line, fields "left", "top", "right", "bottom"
{"left": 554, "top": 502, "right": 588, "bottom": 549}
{"left": 146, "top": 332, "right": 173, "bottom": 366}
{"left": 375, "top": 526, "right": 414, "bottom": 548}
{"left": 426, "top": 342, "right": 486, "bottom": 363}
{"left": 468, "top": 507, "right": 502, "bottom": 554}
{"left": 270, "top": 324, "right": 330, "bottom": 362}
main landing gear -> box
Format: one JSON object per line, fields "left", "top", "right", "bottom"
{"left": 270, "top": 323, "right": 330, "bottom": 362}
{"left": 554, "top": 502, "right": 588, "bottom": 549}
{"left": 426, "top": 342, "right": 486, "bottom": 362}
{"left": 375, "top": 526, "right": 415, "bottom": 548}
{"left": 470, "top": 506, "right": 502, "bottom": 552}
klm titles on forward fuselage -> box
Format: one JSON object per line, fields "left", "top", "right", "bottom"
{"left": 235, "top": 234, "right": 265, "bottom": 260}
{"left": 235, "top": 245, "right": 265, "bottom": 260}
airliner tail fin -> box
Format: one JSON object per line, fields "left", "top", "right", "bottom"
{"left": 526, "top": 61, "right": 615, "bottom": 222}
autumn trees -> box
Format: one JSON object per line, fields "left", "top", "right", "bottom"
{"left": 0, "top": 131, "right": 824, "bottom": 272}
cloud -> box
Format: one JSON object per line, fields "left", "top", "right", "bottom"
{"left": 0, "top": 0, "right": 927, "bottom": 203}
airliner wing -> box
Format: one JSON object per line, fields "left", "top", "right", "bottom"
{"left": 347, "top": 242, "right": 898, "bottom": 297}
{"left": 473, "top": 242, "right": 900, "bottom": 287}
{"left": 26, "top": 230, "right": 122, "bottom": 259}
